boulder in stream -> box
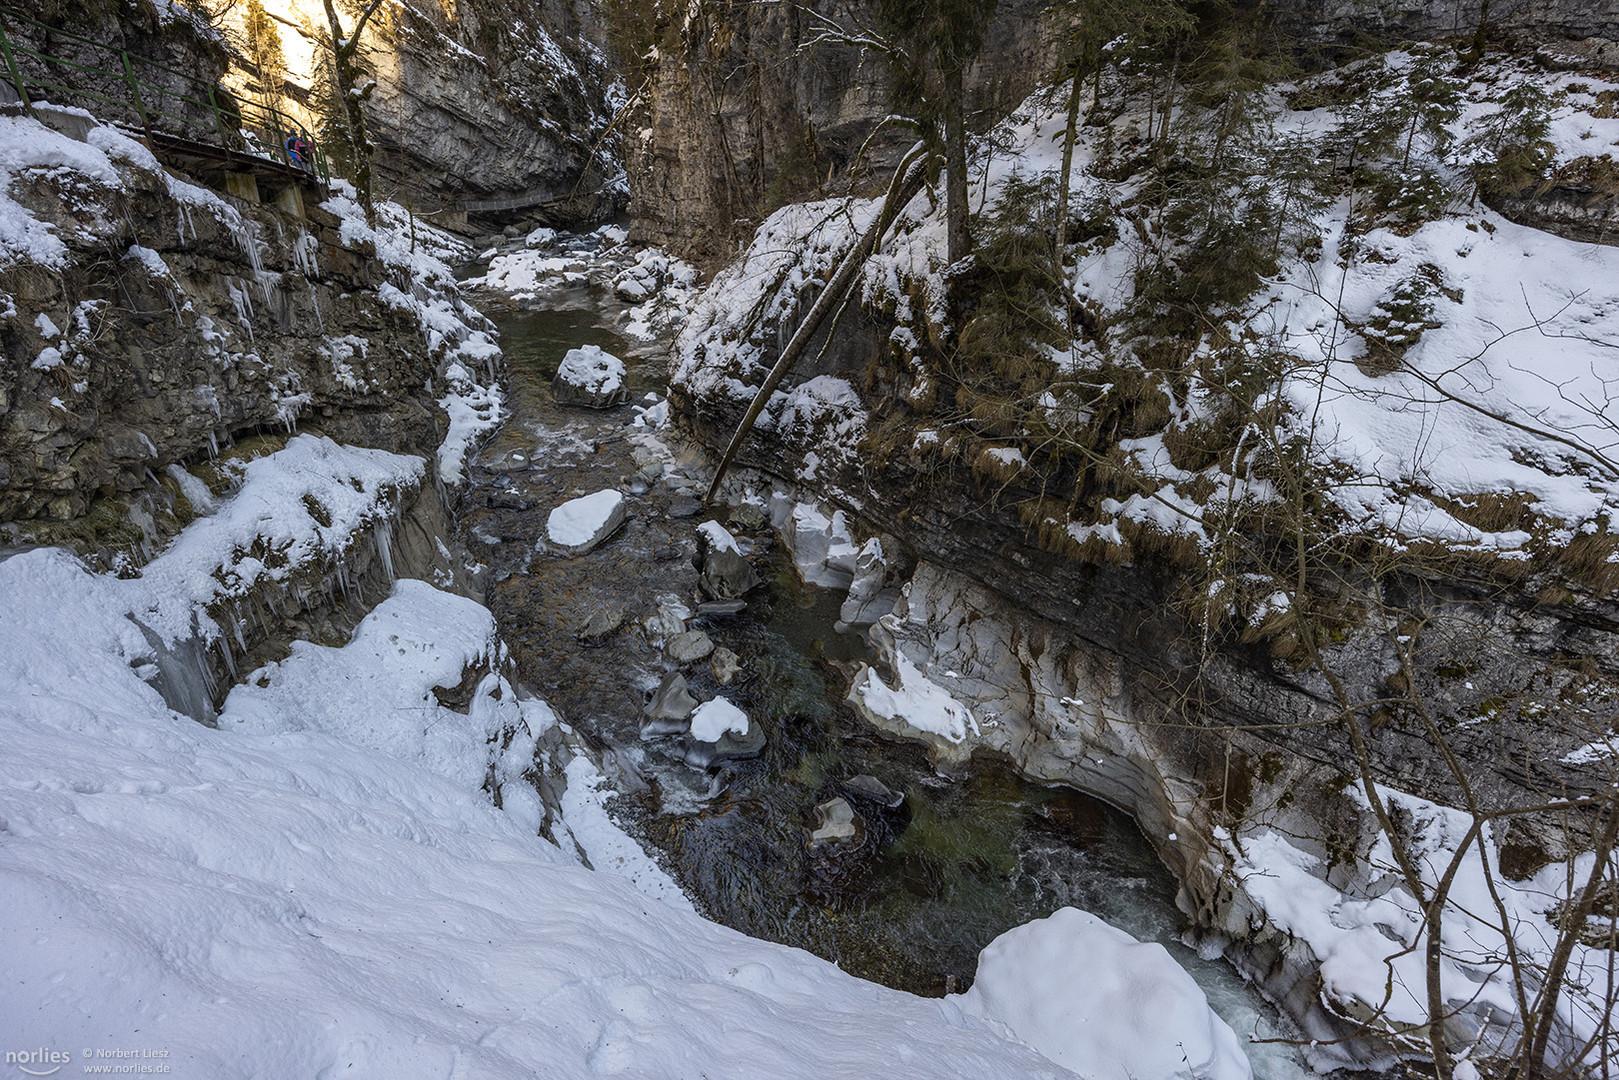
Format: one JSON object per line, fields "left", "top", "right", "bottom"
{"left": 641, "top": 595, "right": 691, "bottom": 647}
{"left": 711, "top": 646, "right": 742, "bottom": 685}
{"left": 644, "top": 672, "right": 700, "bottom": 735}
{"left": 808, "top": 796, "right": 862, "bottom": 845}
{"left": 696, "top": 520, "right": 760, "bottom": 601}
{"left": 682, "top": 696, "right": 766, "bottom": 767}
{"left": 552, "top": 345, "right": 628, "bottom": 408}
{"left": 666, "top": 629, "right": 715, "bottom": 665}
{"left": 546, "top": 489, "right": 627, "bottom": 556}
{"left": 577, "top": 605, "right": 625, "bottom": 645}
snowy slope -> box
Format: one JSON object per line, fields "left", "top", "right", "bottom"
{"left": 0, "top": 459, "right": 1075, "bottom": 1078}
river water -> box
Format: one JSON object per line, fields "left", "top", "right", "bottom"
{"left": 457, "top": 244, "right": 1314, "bottom": 1080}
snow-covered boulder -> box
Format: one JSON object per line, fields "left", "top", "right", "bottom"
{"left": 951, "top": 907, "right": 1253, "bottom": 1080}
{"left": 553, "top": 344, "right": 628, "bottom": 408}
{"left": 684, "top": 696, "right": 766, "bottom": 766}
{"left": 546, "top": 489, "right": 627, "bottom": 555}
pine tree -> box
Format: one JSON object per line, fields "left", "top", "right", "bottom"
{"left": 239, "top": 0, "right": 286, "bottom": 105}
{"left": 876, "top": 0, "right": 999, "bottom": 264}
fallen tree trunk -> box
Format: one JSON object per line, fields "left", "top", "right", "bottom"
{"left": 704, "top": 143, "right": 931, "bottom": 504}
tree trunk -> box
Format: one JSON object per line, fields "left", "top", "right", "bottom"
{"left": 704, "top": 144, "right": 930, "bottom": 503}
{"left": 1054, "top": 68, "right": 1083, "bottom": 266}
{"left": 943, "top": 61, "right": 971, "bottom": 265}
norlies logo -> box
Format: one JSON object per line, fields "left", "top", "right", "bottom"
{"left": 4, "top": 1048, "right": 70, "bottom": 1077}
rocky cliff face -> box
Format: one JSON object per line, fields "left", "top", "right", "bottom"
{"left": 0, "top": 106, "right": 499, "bottom": 643}
{"left": 299, "top": 0, "right": 620, "bottom": 212}
{"left": 7, "top": 0, "right": 619, "bottom": 222}
{"left": 622, "top": 0, "right": 1060, "bottom": 266}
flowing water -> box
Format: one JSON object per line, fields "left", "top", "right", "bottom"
{"left": 458, "top": 251, "right": 1313, "bottom": 1080}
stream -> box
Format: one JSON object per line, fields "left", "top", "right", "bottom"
{"left": 457, "top": 236, "right": 1314, "bottom": 1080}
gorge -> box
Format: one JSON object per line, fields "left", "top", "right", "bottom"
{"left": 2, "top": 1, "right": 1617, "bottom": 1078}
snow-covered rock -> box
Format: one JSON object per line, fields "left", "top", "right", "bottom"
{"left": 552, "top": 344, "right": 628, "bottom": 408}
{"left": 951, "top": 907, "right": 1253, "bottom": 1080}
{"left": 848, "top": 641, "right": 979, "bottom": 763}
{"left": 689, "top": 696, "right": 749, "bottom": 743}
{"left": 546, "top": 489, "right": 627, "bottom": 555}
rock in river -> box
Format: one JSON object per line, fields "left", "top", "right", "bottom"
{"left": 576, "top": 605, "right": 625, "bottom": 645}
{"left": 666, "top": 629, "right": 715, "bottom": 665}
{"left": 683, "top": 696, "right": 766, "bottom": 766}
{"left": 546, "top": 489, "right": 626, "bottom": 555}
{"left": 552, "top": 344, "right": 628, "bottom": 408}
{"left": 644, "top": 672, "right": 700, "bottom": 735}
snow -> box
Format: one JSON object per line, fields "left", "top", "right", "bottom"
{"left": 131, "top": 434, "right": 422, "bottom": 646}
{"left": 558, "top": 752, "right": 696, "bottom": 911}
{"left": 546, "top": 488, "right": 626, "bottom": 548}
{"left": 0, "top": 477, "right": 1071, "bottom": 1080}
{"left": 221, "top": 580, "right": 524, "bottom": 793}
{"left": 1224, "top": 784, "right": 1615, "bottom": 1066}
{"left": 697, "top": 519, "right": 741, "bottom": 555}
{"left": 853, "top": 648, "right": 980, "bottom": 744}
{"left": 556, "top": 343, "right": 626, "bottom": 395}
{"left": 951, "top": 907, "right": 1253, "bottom": 1080}
{"left": 689, "top": 697, "right": 750, "bottom": 742}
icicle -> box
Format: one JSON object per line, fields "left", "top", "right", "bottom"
{"left": 372, "top": 518, "right": 396, "bottom": 581}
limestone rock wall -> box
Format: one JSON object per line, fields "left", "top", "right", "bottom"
{"left": 623, "top": 0, "right": 1060, "bottom": 266}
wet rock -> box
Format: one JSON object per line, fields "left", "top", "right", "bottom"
{"left": 728, "top": 503, "right": 768, "bottom": 531}
{"left": 699, "top": 549, "right": 761, "bottom": 601}
{"left": 697, "top": 599, "right": 747, "bottom": 617}
{"left": 643, "top": 672, "right": 699, "bottom": 735}
{"left": 600, "top": 745, "right": 651, "bottom": 797}
{"left": 666, "top": 629, "right": 715, "bottom": 665}
{"left": 711, "top": 646, "right": 741, "bottom": 685}
{"left": 808, "top": 797, "right": 863, "bottom": 845}
{"left": 631, "top": 445, "right": 666, "bottom": 483}
{"left": 546, "top": 489, "right": 626, "bottom": 556}
{"left": 682, "top": 696, "right": 766, "bottom": 766}
{"left": 552, "top": 345, "right": 628, "bottom": 409}
{"left": 576, "top": 605, "right": 625, "bottom": 646}
{"left": 486, "top": 490, "right": 532, "bottom": 511}
{"left": 841, "top": 774, "right": 904, "bottom": 810}
{"left": 642, "top": 595, "right": 691, "bottom": 646}
{"left": 839, "top": 773, "right": 910, "bottom": 844}
{"left": 839, "top": 537, "right": 902, "bottom": 629}
{"left": 667, "top": 495, "right": 702, "bottom": 519}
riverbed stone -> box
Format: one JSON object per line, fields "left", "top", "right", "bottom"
{"left": 643, "top": 672, "right": 700, "bottom": 735}
{"left": 576, "top": 605, "right": 625, "bottom": 645}
{"left": 642, "top": 595, "right": 690, "bottom": 646}
{"left": 682, "top": 697, "right": 766, "bottom": 767}
{"left": 711, "top": 646, "right": 741, "bottom": 685}
{"left": 546, "top": 489, "right": 627, "bottom": 555}
{"left": 808, "top": 797, "right": 861, "bottom": 845}
{"left": 699, "top": 549, "right": 760, "bottom": 601}
{"left": 841, "top": 774, "right": 904, "bottom": 809}
{"left": 666, "top": 629, "right": 715, "bottom": 664}
{"left": 728, "top": 503, "right": 769, "bottom": 531}
{"left": 697, "top": 598, "right": 747, "bottom": 617}
{"left": 668, "top": 495, "right": 702, "bottom": 519}
{"left": 552, "top": 345, "right": 628, "bottom": 409}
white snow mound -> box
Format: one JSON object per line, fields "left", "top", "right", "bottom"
{"left": 689, "top": 697, "right": 749, "bottom": 742}
{"left": 546, "top": 489, "right": 627, "bottom": 554}
{"left": 952, "top": 907, "right": 1254, "bottom": 1080}
{"left": 557, "top": 344, "right": 626, "bottom": 395}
